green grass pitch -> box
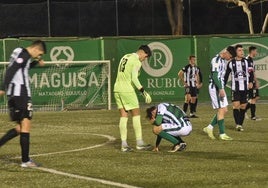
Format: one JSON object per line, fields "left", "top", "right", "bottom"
{"left": 0, "top": 103, "right": 267, "bottom": 188}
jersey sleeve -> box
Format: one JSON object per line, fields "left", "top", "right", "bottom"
{"left": 131, "top": 60, "right": 143, "bottom": 90}
{"left": 210, "top": 58, "right": 223, "bottom": 89}
{"left": 3, "top": 49, "right": 29, "bottom": 91}
{"left": 154, "top": 104, "right": 166, "bottom": 126}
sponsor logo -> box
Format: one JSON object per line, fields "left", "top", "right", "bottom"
{"left": 50, "top": 46, "right": 75, "bottom": 62}
{"left": 142, "top": 42, "right": 173, "bottom": 77}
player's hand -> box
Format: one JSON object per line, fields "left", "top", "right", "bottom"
{"left": 248, "top": 82, "right": 253, "bottom": 89}
{"left": 255, "top": 81, "right": 260, "bottom": 89}
{"left": 38, "top": 59, "right": 45, "bottom": 67}
{"left": 152, "top": 147, "right": 159, "bottom": 152}
{"left": 140, "top": 88, "right": 152, "bottom": 104}
{"left": 0, "top": 90, "right": 5, "bottom": 96}
{"left": 219, "top": 89, "right": 225, "bottom": 101}
{"left": 143, "top": 91, "right": 152, "bottom": 104}
{"left": 196, "top": 83, "right": 203, "bottom": 89}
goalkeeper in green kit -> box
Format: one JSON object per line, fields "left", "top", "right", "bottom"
{"left": 114, "top": 45, "right": 152, "bottom": 152}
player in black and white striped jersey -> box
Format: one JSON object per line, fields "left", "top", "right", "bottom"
{"left": 178, "top": 55, "right": 201, "bottom": 118}
{"left": 0, "top": 40, "right": 46, "bottom": 167}
{"left": 245, "top": 46, "right": 261, "bottom": 121}
{"left": 224, "top": 44, "right": 254, "bottom": 132}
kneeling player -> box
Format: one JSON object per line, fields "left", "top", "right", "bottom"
{"left": 146, "top": 103, "right": 192, "bottom": 152}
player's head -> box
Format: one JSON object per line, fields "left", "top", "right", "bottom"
{"left": 188, "top": 55, "right": 196, "bottom": 65}
{"left": 225, "top": 46, "right": 236, "bottom": 60}
{"left": 235, "top": 44, "right": 244, "bottom": 59}
{"left": 248, "top": 46, "right": 257, "bottom": 57}
{"left": 27, "top": 40, "right": 47, "bottom": 60}
{"left": 146, "top": 106, "right": 157, "bottom": 123}
{"left": 138, "top": 45, "right": 152, "bottom": 61}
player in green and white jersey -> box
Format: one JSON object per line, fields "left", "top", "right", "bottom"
{"left": 114, "top": 45, "right": 152, "bottom": 152}
{"left": 203, "top": 46, "right": 236, "bottom": 141}
{"left": 146, "top": 103, "right": 192, "bottom": 152}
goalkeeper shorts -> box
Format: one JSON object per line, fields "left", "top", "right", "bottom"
{"left": 114, "top": 92, "right": 139, "bottom": 111}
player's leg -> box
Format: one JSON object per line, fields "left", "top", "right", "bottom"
{"left": 217, "top": 106, "right": 232, "bottom": 140}
{"left": 250, "top": 89, "right": 261, "bottom": 120}
{"left": 153, "top": 125, "right": 180, "bottom": 152}
{"left": 238, "top": 91, "right": 248, "bottom": 130}
{"left": 204, "top": 85, "right": 219, "bottom": 139}
{"left": 189, "top": 87, "right": 197, "bottom": 118}
{"left": 0, "top": 98, "right": 21, "bottom": 147}
{"left": 121, "top": 92, "right": 151, "bottom": 150}
{"left": 19, "top": 98, "right": 38, "bottom": 167}
{"left": 0, "top": 125, "right": 20, "bottom": 147}
{"left": 232, "top": 91, "right": 243, "bottom": 131}
{"left": 183, "top": 89, "right": 190, "bottom": 114}
{"left": 114, "top": 92, "right": 131, "bottom": 151}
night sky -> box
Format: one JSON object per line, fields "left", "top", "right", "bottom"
{"left": 0, "top": 0, "right": 267, "bottom": 37}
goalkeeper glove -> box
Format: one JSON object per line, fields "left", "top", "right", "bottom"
{"left": 140, "top": 87, "right": 152, "bottom": 104}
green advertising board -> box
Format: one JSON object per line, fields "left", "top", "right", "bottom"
{"left": 117, "top": 38, "right": 192, "bottom": 103}
{"left": 209, "top": 36, "right": 268, "bottom": 99}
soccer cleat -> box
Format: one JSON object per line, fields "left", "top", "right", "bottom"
{"left": 189, "top": 113, "right": 198, "bottom": 118}
{"left": 136, "top": 144, "right": 152, "bottom": 151}
{"left": 251, "top": 117, "right": 262, "bottom": 121}
{"left": 21, "top": 159, "right": 39, "bottom": 168}
{"left": 219, "top": 134, "right": 233, "bottom": 141}
{"left": 236, "top": 125, "right": 244, "bottom": 132}
{"left": 203, "top": 127, "right": 216, "bottom": 140}
{"left": 121, "top": 146, "right": 134, "bottom": 152}
{"left": 168, "top": 144, "right": 180, "bottom": 153}
{"left": 178, "top": 143, "right": 187, "bottom": 151}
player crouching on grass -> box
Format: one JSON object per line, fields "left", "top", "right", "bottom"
{"left": 146, "top": 103, "right": 192, "bottom": 152}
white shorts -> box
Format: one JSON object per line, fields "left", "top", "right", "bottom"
{"left": 161, "top": 121, "right": 192, "bottom": 137}
{"left": 209, "top": 83, "right": 228, "bottom": 109}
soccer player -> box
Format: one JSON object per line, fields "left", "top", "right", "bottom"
{"left": 178, "top": 55, "right": 201, "bottom": 118}
{"left": 245, "top": 46, "right": 261, "bottom": 121}
{"left": 203, "top": 46, "right": 236, "bottom": 140}
{"left": 114, "top": 45, "right": 152, "bottom": 152}
{"left": 0, "top": 40, "right": 46, "bottom": 167}
{"left": 224, "top": 44, "right": 254, "bottom": 132}
{"left": 146, "top": 103, "right": 192, "bottom": 152}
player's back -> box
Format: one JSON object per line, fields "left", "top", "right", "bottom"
{"left": 114, "top": 53, "right": 141, "bottom": 92}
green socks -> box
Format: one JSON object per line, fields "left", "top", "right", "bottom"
{"left": 159, "top": 131, "right": 179, "bottom": 145}
{"left": 218, "top": 119, "right": 225, "bottom": 134}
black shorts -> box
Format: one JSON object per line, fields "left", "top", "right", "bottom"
{"left": 248, "top": 88, "right": 259, "bottom": 99}
{"left": 8, "top": 96, "right": 33, "bottom": 123}
{"left": 231, "top": 90, "right": 248, "bottom": 104}
{"left": 185, "top": 86, "right": 197, "bottom": 97}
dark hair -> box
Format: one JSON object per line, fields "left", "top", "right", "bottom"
{"left": 31, "top": 40, "right": 47, "bottom": 54}
{"left": 226, "top": 46, "right": 236, "bottom": 58}
{"left": 188, "top": 55, "right": 196, "bottom": 60}
{"left": 248, "top": 46, "right": 257, "bottom": 53}
{"left": 139, "top": 45, "right": 152, "bottom": 57}
{"left": 146, "top": 106, "right": 156, "bottom": 120}
{"left": 235, "top": 44, "right": 243, "bottom": 50}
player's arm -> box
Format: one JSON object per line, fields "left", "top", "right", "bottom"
{"left": 153, "top": 135, "right": 162, "bottom": 152}
{"left": 3, "top": 53, "right": 28, "bottom": 90}
{"left": 247, "top": 60, "right": 254, "bottom": 88}
{"left": 30, "top": 56, "right": 45, "bottom": 68}
{"left": 131, "top": 64, "right": 143, "bottom": 90}
{"left": 224, "top": 62, "right": 231, "bottom": 86}
{"left": 197, "top": 67, "right": 203, "bottom": 88}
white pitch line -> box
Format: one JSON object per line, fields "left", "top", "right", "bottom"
{"left": 35, "top": 167, "right": 142, "bottom": 188}
{"left": 9, "top": 133, "right": 142, "bottom": 188}
{"left": 12, "top": 133, "right": 116, "bottom": 159}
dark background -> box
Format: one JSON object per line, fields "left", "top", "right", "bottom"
{"left": 0, "top": 0, "right": 267, "bottom": 38}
